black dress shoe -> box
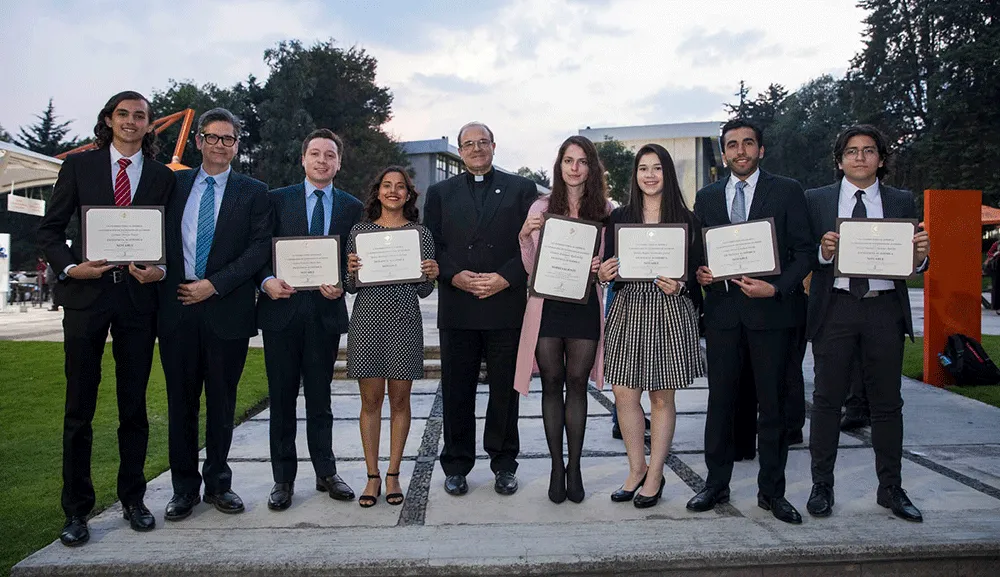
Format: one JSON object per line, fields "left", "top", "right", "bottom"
{"left": 268, "top": 482, "right": 294, "bottom": 511}
{"left": 611, "top": 472, "right": 647, "bottom": 502}
{"left": 123, "top": 501, "right": 155, "bottom": 531}
{"left": 495, "top": 470, "right": 518, "bottom": 495}
{"left": 633, "top": 476, "right": 665, "bottom": 509}
{"left": 806, "top": 482, "right": 834, "bottom": 517}
{"left": 164, "top": 493, "right": 200, "bottom": 521}
{"left": 60, "top": 516, "right": 89, "bottom": 547}
{"left": 204, "top": 490, "right": 245, "bottom": 514}
{"left": 316, "top": 474, "right": 355, "bottom": 501}
{"left": 840, "top": 412, "right": 870, "bottom": 431}
{"left": 686, "top": 486, "right": 730, "bottom": 512}
{"left": 787, "top": 429, "right": 804, "bottom": 445}
{"left": 877, "top": 485, "right": 923, "bottom": 522}
{"left": 758, "top": 494, "right": 803, "bottom": 524}
{"left": 444, "top": 474, "right": 468, "bottom": 496}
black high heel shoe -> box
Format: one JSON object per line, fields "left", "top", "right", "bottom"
{"left": 385, "top": 472, "right": 404, "bottom": 506}
{"left": 611, "top": 472, "right": 647, "bottom": 502}
{"left": 566, "top": 464, "right": 585, "bottom": 503}
{"left": 633, "top": 476, "right": 665, "bottom": 508}
{"left": 548, "top": 466, "right": 567, "bottom": 504}
{"left": 359, "top": 474, "right": 381, "bottom": 508}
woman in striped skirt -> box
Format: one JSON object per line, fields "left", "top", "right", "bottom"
{"left": 597, "top": 143, "right": 705, "bottom": 508}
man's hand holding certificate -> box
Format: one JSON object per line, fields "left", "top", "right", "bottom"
{"left": 701, "top": 218, "right": 781, "bottom": 283}
{"left": 273, "top": 236, "right": 342, "bottom": 290}
{"left": 829, "top": 218, "right": 924, "bottom": 279}
{"left": 82, "top": 205, "right": 165, "bottom": 265}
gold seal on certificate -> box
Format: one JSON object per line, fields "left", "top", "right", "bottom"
{"left": 273, "top": 236, "right": 341, "bottom": 289}
{"left": 528, "top": 214, "right": 601, "bottom": 304}
{"left": 835, "top": 218, "right": 917, "bottom": 279}
{"left": 352, "top": 227, "right": 424, "bottom": 287}
{"left": 615, "top": 223, "right": 688, "bottom": 281}
{"left": 703, "top": 217, "right": 781, "bottom": 282}
{"left": 81, "top": 205, "right": 165, "bottom": 264}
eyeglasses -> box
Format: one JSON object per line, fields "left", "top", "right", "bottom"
{"left": 200, "top": 133, "right": 238, "bottom": 147}
{"left": 459, "top": 138, "right": 492, "bottom": 151}
{"left": 843, "top": 146, "right": 878, "bottom": 159}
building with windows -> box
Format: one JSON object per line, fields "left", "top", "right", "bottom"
{"left": 401, "top": 137, "right": 548, "bottom": 215}
{"left": 578, "top": 121, "right": 725, "bottom": 207}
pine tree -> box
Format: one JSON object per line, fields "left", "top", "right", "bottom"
{"left": 14, "top": 98, "right": 80, "bottom": 156}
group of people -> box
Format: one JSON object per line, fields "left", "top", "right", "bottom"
{"left": 39, "top": 89, "right": 929, "bottom": 549}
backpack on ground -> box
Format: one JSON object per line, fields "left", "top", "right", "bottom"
{"left": 941, "top": 334, "right": 1000, "bottom": 386}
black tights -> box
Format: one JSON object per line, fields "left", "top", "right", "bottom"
{"left": 536, "top": 337, "right": 598, "bottom": 502}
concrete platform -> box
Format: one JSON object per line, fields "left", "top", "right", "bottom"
{"left": 9, "top": 289, "right": 1000, "bottom": 575}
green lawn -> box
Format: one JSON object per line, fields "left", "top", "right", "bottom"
{"left": 0, "top": 341, "right": 269, "bottom": 576}
{"left": 902, "top": 335, "right": 1000, "bottom": 409}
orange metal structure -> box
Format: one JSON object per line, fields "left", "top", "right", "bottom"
{"left": 55, "top": 108, "right": 196, "bottom": 171}
{"left": 922, "top": 189, "right": 983, "bottom": 387}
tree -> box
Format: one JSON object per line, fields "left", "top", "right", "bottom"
{"left": 14, "top": 98, "right": 81, "bottom": 156}
{"left": 848, "top": 0, "right": 1000, "bottom": 206}
{"left": 516, "top": 167, "right": 550, "bottom": 188}
{"left": 255, "top": 40, "right": 410, "bottom": 197}
{"left": 594, "top": 137, "right": 634, "bottom": 204}
{"left": 0, "top": 124, "right": 10, "bottom": 142}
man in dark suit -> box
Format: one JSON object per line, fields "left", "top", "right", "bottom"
{"left": 158, "top": 108, "right": 272, "bottom": 520}
{"left": 686, "top": 119, "right": 815, "bottom": 524}
{"left": 37, "top": 91, "right": 175, "bottom": 546}
{"left": 256, "top": 129, "right": 363, "bottom": 510}
{"left": 804, "top": 124, "right": 929, "bottom": 522}
{"left": 423, "top": 122, "right": 538, "bottom": 496}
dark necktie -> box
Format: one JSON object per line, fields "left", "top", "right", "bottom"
{"left": 194, "top": 176, "right": 216, "bottom": 279}
{"left": 310, "top": 190, "right": 325, "bottom": 236}
{"left": 849, "top": 190, "right": 869, "bottom": 299}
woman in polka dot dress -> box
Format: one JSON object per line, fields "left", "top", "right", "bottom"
{"left": 345, "top": 166, "right": 439, "bottom": 507}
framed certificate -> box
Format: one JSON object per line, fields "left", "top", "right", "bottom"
{"left": 528, "top": 214, "right": 601, "bottom": 304}
{"left": 273, "top": 236, "right": 341, "bottom": 290}
{"left": 351, "top": 226, "right": 425, "bottom": 287}
{"left": 81, "top": 205, "right": 165, "bottom": 265}
{"left": 702, "top": 218, "right": 781, "bottom": 282}
{"left": 835, "top": 218, "right": 917, "bottom": 279}
{"left": 615, "top": 223, "right": 688, "bottom": 281}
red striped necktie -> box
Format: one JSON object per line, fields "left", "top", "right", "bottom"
{"left": 114, "top": 158, "right": 132, "bottom": 206}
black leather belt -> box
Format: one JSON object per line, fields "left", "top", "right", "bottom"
{"left": 832, "top": 287, "right": 892, "bottom": 298}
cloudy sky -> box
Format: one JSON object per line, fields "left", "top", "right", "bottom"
{"left": 3, "top": 0, "right": 868, "bottom": 172}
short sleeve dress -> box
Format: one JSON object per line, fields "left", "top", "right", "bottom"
{"left": 345, "top": 222, "right": 436, "bottom": 380}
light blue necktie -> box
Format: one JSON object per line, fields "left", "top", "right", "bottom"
{"left": 194, "top": 176, "right": 216, "bottom": 279}
{"left": 309, "top": 190, "right": 325, "bottom": 236}
{"left": 730, "top": 180, "right": 747, "bottom": 224}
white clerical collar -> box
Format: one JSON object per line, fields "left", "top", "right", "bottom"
{"left": 474, "top": 174, "right": 484, "bottom": 182}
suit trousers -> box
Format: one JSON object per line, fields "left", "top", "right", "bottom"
{"left": 263, "top": 297, "right": 340, "bottom": 483}
{"left": 61, "top": 280, "right": 155, "bottom": 517}
{"left": 160, "top": 300, "right": 250, "bottom": 495}
{"left": 704, "top": 323, "right": 791, "bottom": 498}
{"left": 810, "top": 292, "right": 905, "bottom": 489}
{"left": 439, "top": 328, "right": 520, "bottom": 476}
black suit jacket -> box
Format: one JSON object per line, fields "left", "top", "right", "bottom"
{"left": 36, "top": 147, "right": 175, "bottom": 313}
{"left": 423, "top": 169, "right": 538, "bottom": 330}
{"left": 693, "top": 170, "right": 816, "bottom": 331}
{"left": 804, "top": 182, "right": 922, "bottom": 340}
{"left": 158, "top": 168, "right": 271, "bottom": 340}
{"left": 255, "top": 183, "right": 363, "bottom": 335}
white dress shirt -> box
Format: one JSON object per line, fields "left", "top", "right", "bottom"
{"left": 182, "top": 167, "right": 230, "bottom": 280}
{"left": 820, "top": 178, "right": 895, "bottom": 292}
{"left": 725, "top": 168, "right": 760, "bottom": 222}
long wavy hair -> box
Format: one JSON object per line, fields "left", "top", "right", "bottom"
{"left": 93, "top": 91, "right": 158, "bottom": 157}
{"left": 548, "top": 135, "right": 608, "bottom": 222}
{"left": 365, "top": 166, "right": 420, "bottom": 223}
{"left": 624, "top": 143, "right": 694, "bottom": 226}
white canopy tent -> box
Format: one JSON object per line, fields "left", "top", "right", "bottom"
{"left": 0, "top": 141, "right": 63, "bottom": 193}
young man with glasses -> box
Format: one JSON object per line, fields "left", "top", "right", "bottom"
{"left": 158, "top": 107, "right": 272, "bottom": 520}
{"left": 423, "top": 122, "right": 538, "bottom": 496}
{"left": 37, "top": 90, "right": 175, "bottom": 547}
{"left": 803, "top": 124, "right": 929, "bottom": 522}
